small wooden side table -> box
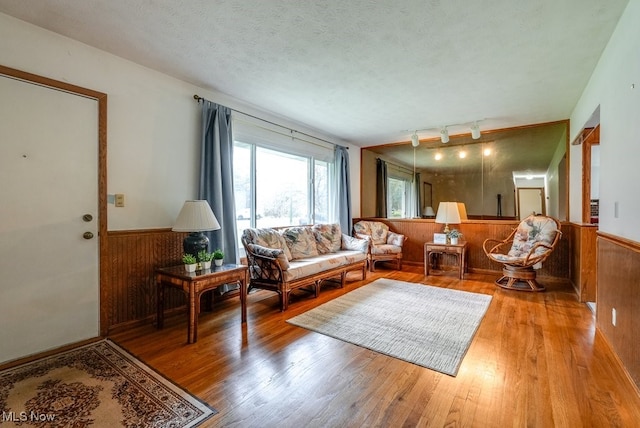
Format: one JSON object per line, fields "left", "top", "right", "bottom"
{"left": 156, "top": 264, "right": 248, "bottom": 344}
{"left": 424, "top": 242, "right": 468, "bottom": 279}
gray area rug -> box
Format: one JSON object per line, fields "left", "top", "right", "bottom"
{"left": 287, "top": 278, "right": 492, "bottom": 376}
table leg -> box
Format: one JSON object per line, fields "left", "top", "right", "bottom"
{"left": 188, "top": 287, "right": 197, "bottom": 344}
{"left": 240, "top": 274, "right": 247, "bottom": 324}
{"left": 425, "top": 251, "right": 431, "bottom": 276}
{"left": 156, "top": 277, "right": 164, "bottom": 329}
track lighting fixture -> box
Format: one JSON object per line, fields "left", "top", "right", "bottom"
{"left": 405, "top": 119, "right": 482, "bottom": 144}
{"left": 440, "top": 127, "right": 449, "bottom": 143}
{"left": 471, "top": 122, "right": 481, "bottom": 139}
{"left": 411, "top": 131, "right": 419, "bottom": 147}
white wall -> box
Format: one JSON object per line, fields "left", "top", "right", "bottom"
{"left": 0, "top": 13, "right": 360, "bottom": 230}
{"left": 570, "top": 0, "right": 640, "bottom": 240}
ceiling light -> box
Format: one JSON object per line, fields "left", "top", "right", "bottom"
{"left": 459, "top": 150, "right": 467, "bottom": 159}
{"left": 411, "top": 131, "right": 419, "bottom": 147}
{"left": 471, "top": 122, "right": 481, "bottom": 139}
{"left": 484, "top": 148, "right": 492, "bottom": 156}
{"left": 435, "top": 152, "right": 443, "bottom": 160}
{"left": 440, "top": 127, "right": 449, "bottom": 143}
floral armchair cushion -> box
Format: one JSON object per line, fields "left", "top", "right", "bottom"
{"left": 353, "top": 221, "right": 389, "bottom": 245}
{"left": 507, "top": 215, "right": 559, "bottom": 259}
{"left": 387, "top": 231, "right": 405, "bottom": 247}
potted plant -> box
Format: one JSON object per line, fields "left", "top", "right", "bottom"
{"left": 447, "top": 229, "right": 462, "bottom": 245}
{"left": 197, "top": 250, "right": 213, "bottom": 270}
{"left": 213, "top": 249, "right": 224, "bottom": 267}
{"left": 182, "top": 253, "right": 197, "bottom": 272}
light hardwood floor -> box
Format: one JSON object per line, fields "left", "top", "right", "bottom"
{"left": 111, "top": 265, "right": 640, "bottom": 427}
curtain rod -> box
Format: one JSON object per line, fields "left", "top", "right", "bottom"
{"left": 193, "top": 94, "right": 347, "bottom": 149}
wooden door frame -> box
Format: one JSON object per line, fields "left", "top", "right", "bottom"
{"left": 0, "top": 65, "right": 109, "bottom": 336}
{"left": 581, "top": 125, "right": 600, "bottom": 223}
{"left": 516, "top": 187, "right": 546, "bottom": 219}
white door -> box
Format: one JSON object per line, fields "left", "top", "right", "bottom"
{"left": 517, "top": 187, "right": 545, "bottom": 220}
{"left": 0, "top": 75, "right": 99, "bottom": 364}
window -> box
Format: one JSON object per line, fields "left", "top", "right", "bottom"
{"left": 387, "top": 176, "right": 411, "bottom": 218}
{"left": 233, "top": 138, "right": 335, "bottom": 250}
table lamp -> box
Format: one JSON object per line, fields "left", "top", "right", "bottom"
{"left": 423, "top": 206, "right": 435, "bottom": 217}
{"left": 435, "top": 202, "right": 461, "bottom": 234}
{"left": 172, "top": 200, "right": 220, "bottom": 258}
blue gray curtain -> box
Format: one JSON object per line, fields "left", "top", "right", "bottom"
{"left": 199, "top": 101, "right": 238, "bottom": 263}
{"left": 376, "top": 158, "right": 388, "bottom": 217}
{"left": 413, "top": 172, "right": 422, "bottom": 218}
{"left": 335, "top": 145, "right": 352, "bottom": 234}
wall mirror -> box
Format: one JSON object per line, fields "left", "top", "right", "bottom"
{"left": 360, "top": 120, "right": 568, "bottom": 220}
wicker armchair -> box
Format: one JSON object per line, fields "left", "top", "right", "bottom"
{"left": 483, "top": 214, "right": 562, "bottom": 291}
{"left": 353, "top": 220, "right": 406, "bottom": 271}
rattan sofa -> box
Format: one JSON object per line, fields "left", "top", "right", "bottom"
{"left": 241, "top": 223, "right": 368, "bottom": 311}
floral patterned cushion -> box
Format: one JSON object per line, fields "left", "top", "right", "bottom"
{"left": 281, "top": 227, "right": 319, "bottom": 260}
{"left": 342, "top": 234, "right": 369, "bottom": 253}
{"left": 242, "top": 228, "right": 292, "bottom": 260}
{"left": 371, "top": 244, "right": 402, "bottom": 255}
{"left": 386, "top": 231, "right": 405, "bottom": 247}
{"left": 353, "top": 221, "right": 389, "bottom": 245}
{"left": 247, "top": 243, "right": 290, "bottom": 271}
{"left": 312, "top": 223, "right": 343, "bottom": 254}
{"left": 507, "top": 215, "right": 559, "bottom": 258}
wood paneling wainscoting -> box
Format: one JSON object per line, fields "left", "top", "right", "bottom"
{"left": 356, "top": 218, "right": 570, "bottom": 282}
{"left": 596, "top": 232, "right": 640, "bottom": 392}
{"left": 569, "top": 223, "right": 598, "bottom": 302}
{"left": 106, "top": 229, "right": 187, "bottom": 332}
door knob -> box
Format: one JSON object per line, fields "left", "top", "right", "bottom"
{"left": 82, "top": 214, "right": 93, "bottom": 222}
{"left": 83, "top": 232, "right": 94, "bottom": 240}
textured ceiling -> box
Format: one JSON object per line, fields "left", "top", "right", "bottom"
{"left": 0, "top": 0, "right": 628, "bottom": 146}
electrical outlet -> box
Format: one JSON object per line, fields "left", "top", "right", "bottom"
{"left": 612, "top": 308, "right": 617, "bottom": 326}
{"left": 115, "top": 193, "right": 125, "bottom": 207}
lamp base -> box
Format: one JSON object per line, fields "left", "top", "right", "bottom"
{"left": 183, "top": 232, "right": 209, "bottom": 259}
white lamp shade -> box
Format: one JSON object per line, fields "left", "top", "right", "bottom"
{"left": 172, "top": 200, "right": 221, "bottom": 232}
{"left": 435, "top": 202, "right": 461, "bottom": 225}
{"left": 423, "top": 206, "right": 435, "bottom": 216}
{"left": 456, "top": 202, "right": 468, "bottom": 220}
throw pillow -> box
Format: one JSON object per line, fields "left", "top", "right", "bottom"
{"left": 247, "top": 243, "right": 290, "bottom": 271}
{"left": 281, "top": 227, "right": 319, "bottom": 260}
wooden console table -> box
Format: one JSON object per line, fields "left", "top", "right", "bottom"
{"left": 424, "top": 241, "right": 468, "bottom": 279}
{"left": 156, "top": 264, "right": 248, "bottom": 344}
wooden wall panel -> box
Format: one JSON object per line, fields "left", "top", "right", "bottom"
{"left": 596, "top": 233, "right": 640, "bottom": 391}
{"left": 570, "top": 224, "right": 598, "bottom": 302}
{"left": 356, "top": 218, "right": 570, "bottom": 280}
{"left": 106, "top": 229, "right": 186, "bottom": 331}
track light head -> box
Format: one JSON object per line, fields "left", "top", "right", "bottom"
{"left": 411, "top": 132, "right": 419, "bottom": 147}
{"left": 471, "top": 122, "right": 481, "bottom": 139}
{"left": 440, "top": 127, "right": 449, "bottom": 143}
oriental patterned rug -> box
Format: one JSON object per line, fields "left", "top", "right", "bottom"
{"left": 0, "top": 340, "right": 216, "bottom": 427}
{"left": 287, "top": 278, "right": 492, "bottom": 376}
